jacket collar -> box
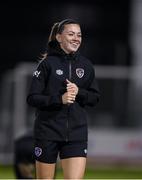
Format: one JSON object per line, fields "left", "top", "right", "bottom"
{"left": 47, "top": 40, "right": 80, "bottom": 61}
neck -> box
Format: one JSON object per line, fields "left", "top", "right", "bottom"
{"left": 60, "top": 45, "right": 74, "bottom": 55}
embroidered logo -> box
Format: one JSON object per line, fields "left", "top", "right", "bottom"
{"left": 33, "top": 71, "right": 41, "bottom": 77}
{"left": 35, "top": 147, "right": 42, "bottom": 157}
{"left": 76, "top": 68, "right": 84, "bottom": 78}
{"left": 84, "top": 149, "right": 87, "bottom": 154}
{"left": 56, "top": 69, "right": 63, "bottom": 75}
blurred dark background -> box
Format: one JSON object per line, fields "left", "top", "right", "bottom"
{"left": 0, "top": 0, "right": 131, "bottom": 79}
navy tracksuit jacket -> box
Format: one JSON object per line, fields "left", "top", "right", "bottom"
{"left": 27, "top": 42, "right": 100, "bottom": 142}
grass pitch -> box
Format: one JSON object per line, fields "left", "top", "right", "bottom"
{"left": 0, "top": 165, "right": 142, "bottom": 179}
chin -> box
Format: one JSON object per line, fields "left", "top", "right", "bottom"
{"left": 70, "top": 48, "right": 78, "bottom": 53}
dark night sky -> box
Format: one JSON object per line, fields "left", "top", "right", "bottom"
{"left": 0, "top": 1, "right": 131, "bottom": 80}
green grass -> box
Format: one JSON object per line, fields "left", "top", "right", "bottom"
{"left": 0, "top": 165, "right": 142, "bottom": 179}
{"left": 0, "top": 165, "right": 15, "bottom": 179}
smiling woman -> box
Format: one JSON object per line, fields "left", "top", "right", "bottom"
{"left": 56, "top": 23, "right": 82, "bottom": 54}
{"left": 27, "top": 19, "right": 100, "bottom": 179}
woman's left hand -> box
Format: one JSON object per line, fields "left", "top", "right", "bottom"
{"left": 66, "top": 79, "right": 79, "bottom": 95}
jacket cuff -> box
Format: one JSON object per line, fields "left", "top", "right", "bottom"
{"left": 77, "top": 88, "right": 87, "bottom": 99}
{"left": 76, "top": 88, "right": 88, "bottom": 106}
{"left": 46, "top": 95, "right": 63, "bottom": 107}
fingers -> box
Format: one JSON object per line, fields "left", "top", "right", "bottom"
{"left": 66, "top": 86, "right": 74, "bottom": 92}
{"left": 66, "top": 79, "right": 73, "bottom": 89}
{"left": 66, "top": 79, "right": 71, "bottom": 84}
{"left": 65, "top": 79, "right": 78, "bottom": 103}
{"left": 62, "top": 92, "right": 76, "bottom": 104}
{"left": 66, "top": 79, "right": 78, "bottom": 94}
{"left": 67, "top": 92, "right": 76, "bottom": 103}
{"left": 67, "top": 92, "right": 76, "bottom": 101}
{"left": 67, "top": 85, "right": 78, "bottom": 96}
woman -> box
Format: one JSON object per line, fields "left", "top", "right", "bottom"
{"left": 27, "top": 19, "right": 100, "bottom": 179}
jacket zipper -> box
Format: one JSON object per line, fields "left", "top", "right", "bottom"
{"left": 66, "top": 59, "right": 72, "bottom": 142}
{"left": 69, "top": 59, "right": 72, "bottom": 81}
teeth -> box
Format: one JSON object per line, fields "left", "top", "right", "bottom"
{"left": 72, "top": 43, "right": 78, "bottom": 46}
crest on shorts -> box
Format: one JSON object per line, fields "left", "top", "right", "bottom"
{"left": 76, "top": 68, "right": 84, "bottom": 78}
{"left": 35, "top": 147, "right": 42, "bottom": 157}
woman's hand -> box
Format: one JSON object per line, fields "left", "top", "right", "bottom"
{"left": 62, "top": 91, "right": 76, "bottom": 104}
{"left": 62, "top": 79, "right": 78, "bottom": 104}
{"left": 66, "top": 79, "right": 79, "bottom": 95}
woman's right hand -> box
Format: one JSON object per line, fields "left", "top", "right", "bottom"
{"left": 62, "top": 91, "right": 76, "bottom": 104}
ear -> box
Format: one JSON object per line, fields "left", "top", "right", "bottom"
{"left": 56, "top": 34, "right": 62, "bottom": 43}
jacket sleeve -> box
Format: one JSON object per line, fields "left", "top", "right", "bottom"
{"left": 27, "top": 60, "right": 62, "bottom": 109}
{"left": 76, "top": 66, "right": 100, "bottom": 107}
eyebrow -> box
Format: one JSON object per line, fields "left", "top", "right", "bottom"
{"left": 65, "top": 31, "right": 82, "bottom": 34}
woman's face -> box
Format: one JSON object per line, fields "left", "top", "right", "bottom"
{"left": 56, "top": 24, "right": 82, "bottom": 54}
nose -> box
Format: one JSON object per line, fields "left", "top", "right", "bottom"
{"left": 73, "top": 34, "right": 80, "bottom": 41}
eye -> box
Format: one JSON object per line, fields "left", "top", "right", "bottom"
{"left": 68, "top": 33, "right": 74, "bottom": 36}
{"left": 78, "top": 34, "right": 82, "bottom": 38}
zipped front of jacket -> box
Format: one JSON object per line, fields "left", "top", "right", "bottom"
{"left": 66, "top": 59, "right": 72, "bottom": 142}
{"left": 69, "top": 58, "right": 72, "bottom": 81}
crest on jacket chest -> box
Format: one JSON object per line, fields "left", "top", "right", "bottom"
{"left": 76, "top": 68, "right": 84, "bottom": 78}
{"left": 56, "top": 69, "right": 63, "bottom": 75}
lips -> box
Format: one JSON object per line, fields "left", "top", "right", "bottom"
{"left": 71, "top": 42, "right": 80, "bottom": 47}
{"left": 72, "top": 43, "right": 78, "bottom": 46}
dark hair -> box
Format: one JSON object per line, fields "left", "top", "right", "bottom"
{"left": 48, "top": 19, "right": 79, "bottom": 43}
{"left": 41, "top": 19, "right": 79, "bottom": 60}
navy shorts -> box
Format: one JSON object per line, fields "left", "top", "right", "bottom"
{"left": 34, "top": 141, "right": 88, "bottom": 163}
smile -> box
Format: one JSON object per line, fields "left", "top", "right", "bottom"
{"left": 71, "top": 42, "right": 80, "bottom": 46}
